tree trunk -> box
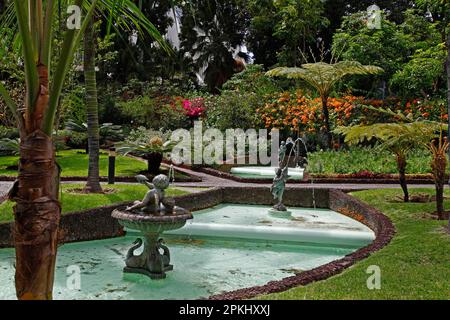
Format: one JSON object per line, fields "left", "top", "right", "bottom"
{"left": 10, "top": 63, "right": 61, "bottom": 300}
{"left": 396, "top": 153, "right": 409, "bottom": 202}
{"left": 431, "top": 141, "right": 448, "bottom": 220}
{"left": 83, "top": 19, "right": 102, "bottom": 193}
{"left": 321, "top": 96, "right": 332, "bottom": 149}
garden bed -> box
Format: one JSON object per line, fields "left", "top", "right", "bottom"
{"left": 196, "top": 165, "right": 437, "bottom": 184}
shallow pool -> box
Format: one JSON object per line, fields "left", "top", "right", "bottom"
{"left": 0, "top": 204, "right": 374, "bottom": 300}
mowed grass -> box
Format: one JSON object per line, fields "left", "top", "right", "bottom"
{"left": 259, "top": 188, "right": 450, "bottom": 300}
{"left": 0, "top": 149, "right": 146, "bottom": 177}
{"left": 0, "top": 184, "right": 190, "bottom": 223}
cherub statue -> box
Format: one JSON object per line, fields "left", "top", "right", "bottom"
{"left": 126, "top": 174, "right": 175, "bottom": 214}
{"left": 270, "top": 167, "right": 289, "bottom": 211}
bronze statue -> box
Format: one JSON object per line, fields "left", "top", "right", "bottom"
{"left": 112, "top": 174, "right": 192, "bottom": 279}
{"left": 126, "top": 174, "right": 175, "bottom": 214}
{"left": 270, "top": 166, "right": 289, "bottom": 211}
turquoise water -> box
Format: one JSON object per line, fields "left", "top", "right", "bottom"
{"left": 0, "top": 204, "right": 374, "bottom": 300}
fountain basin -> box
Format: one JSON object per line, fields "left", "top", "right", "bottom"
{"left": 111, "top": 207, "right": 193, "bottom": 234}
{"left": 111, "top": 207, "right": 193, "bottom": 279}
{"left": 230, "top": 166, "right": 304, "bottom": 179}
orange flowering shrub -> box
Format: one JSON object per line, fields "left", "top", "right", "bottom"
{"left": 257, "top": 91, "right": 448, "bottom": 134}
{"left": 257, "top": 90, "right": 364, "bottom": 133}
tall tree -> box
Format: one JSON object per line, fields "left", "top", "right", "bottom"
{"left": 178, "top": 0, "right": 249, "bottom": 92}
{"left": 82, "top": 1, "right": 169, "bottom": 193}
{"left": 246, "top": 0, "right": 327, "bottom": 68}
{"left": 83, "top": 18, "right": 102, "bottom": 192}
{"left": 0, "top": 0, "right": 97, "bottom": 300}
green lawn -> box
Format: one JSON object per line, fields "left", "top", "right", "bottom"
{"left": 0, "top": 149, "right": 146, "bottom": 177}
{"left": 0, "top": 149, "right": 188, "bottom": 179}
{"left": 308, "top": 147, "right": 432, "bottom": 174}
{"left": 0, "top": 184, "right": 190, "bottom": 223}
{"left": 260, "top": 188, "right": 450, "bottom": 300}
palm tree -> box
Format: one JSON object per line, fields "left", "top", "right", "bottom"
{"left": 266, "top": 61, "right": 383, "bottom": 148}
{"left": 0, "top": 0, "right": 168, "bottom": 300}
{"left": 83, "top": 18, "right": 102, "bottom": 192}
{"left": 0, "top": 0, "right": 98, "bottom": 300}
{"left": 82, "top": 2, "right": 170, "bottom": 193}
{"left": 336, "top": 121, "right": 445, "bottom": 203}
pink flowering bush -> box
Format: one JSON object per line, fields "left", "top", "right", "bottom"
{"left": 181, "top": 98, "right": 206, "bottom": 119}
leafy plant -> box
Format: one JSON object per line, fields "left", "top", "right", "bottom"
{"left": 0, "top": 137, "right": 19, "bottom": 156}
{"left": 65, "top": 119, "right": 123, "bottom": 145}
{"left": 267, "top": 61, "right": 383, "bottom": 148}
{"left": 116, "top": 130, "right": 174, "bottom": 175}
{"left": 429, "top": 131, "right": 449, "bottom": 220}
{"left": 335, "top": 121, "right": 445, "bottom": 202}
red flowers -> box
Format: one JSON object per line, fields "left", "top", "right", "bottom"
{"left": 181, "top": 98, "right": 205, "bottom": 118}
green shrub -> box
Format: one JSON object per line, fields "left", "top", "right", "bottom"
{"left": 0, "top": 126, "right": 19, "bottom": 140}
{"left": 125, "top": 127, "right": 172, "bottom": 145}
{"left": 65, "top": 131, "right": 88, "bottom": 150}
{"left": 116, "top": 96, "right": 188, "bottom": 131}
{"left": 204, "top": 91, "right": 263, "bottom": 131}
{"left": 222, "top": 64, "right": 281, "bottom": 96}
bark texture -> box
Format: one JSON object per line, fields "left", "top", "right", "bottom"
{"left": 396, "top": 153, "right": 409, "bottom": 203}
{"left": 83, "top": 19, "right": 102, "bottom": 193}
{"left": 321, "top": 96, "right": 332, "bottom": 149}
{"left": 11, "top": 131, "right": 61, "bottom": 300}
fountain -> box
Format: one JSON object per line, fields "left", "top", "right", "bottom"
{"left": 268, "top": 137, "right": 311, "bottom": 215}
{"left": 230, "top": 137, "right": 308, "bottom": 179}
{"left": 111, "top": 174, "right": 192, "bottom": 279}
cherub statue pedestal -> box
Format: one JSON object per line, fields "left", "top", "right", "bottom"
{"left": 112, "top": 207, "right": 192, "bottom": 279}
{"left": 111, "top": 174, "right": 192, "bottom": 280}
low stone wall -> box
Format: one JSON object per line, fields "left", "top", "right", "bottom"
{"left": 0, "top": 188, "right": 223, "bottom": 248}
{"left": 197, "top": 166, "right": 436, "bottom": 185}
{"left": 220, "top": 186, "right": 329, "bottom": 208}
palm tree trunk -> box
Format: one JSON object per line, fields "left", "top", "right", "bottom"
{"left": 83, "top": 18, "right": 102, "bottom": 193}
{"left": 321, "top": 96, "right": 332, "bottom": 149}
{"left": 396, "top": 153, "right": 409, "bottom": 202}
{"left": 11, "top": 65, "right": 61, "bottom": 300}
